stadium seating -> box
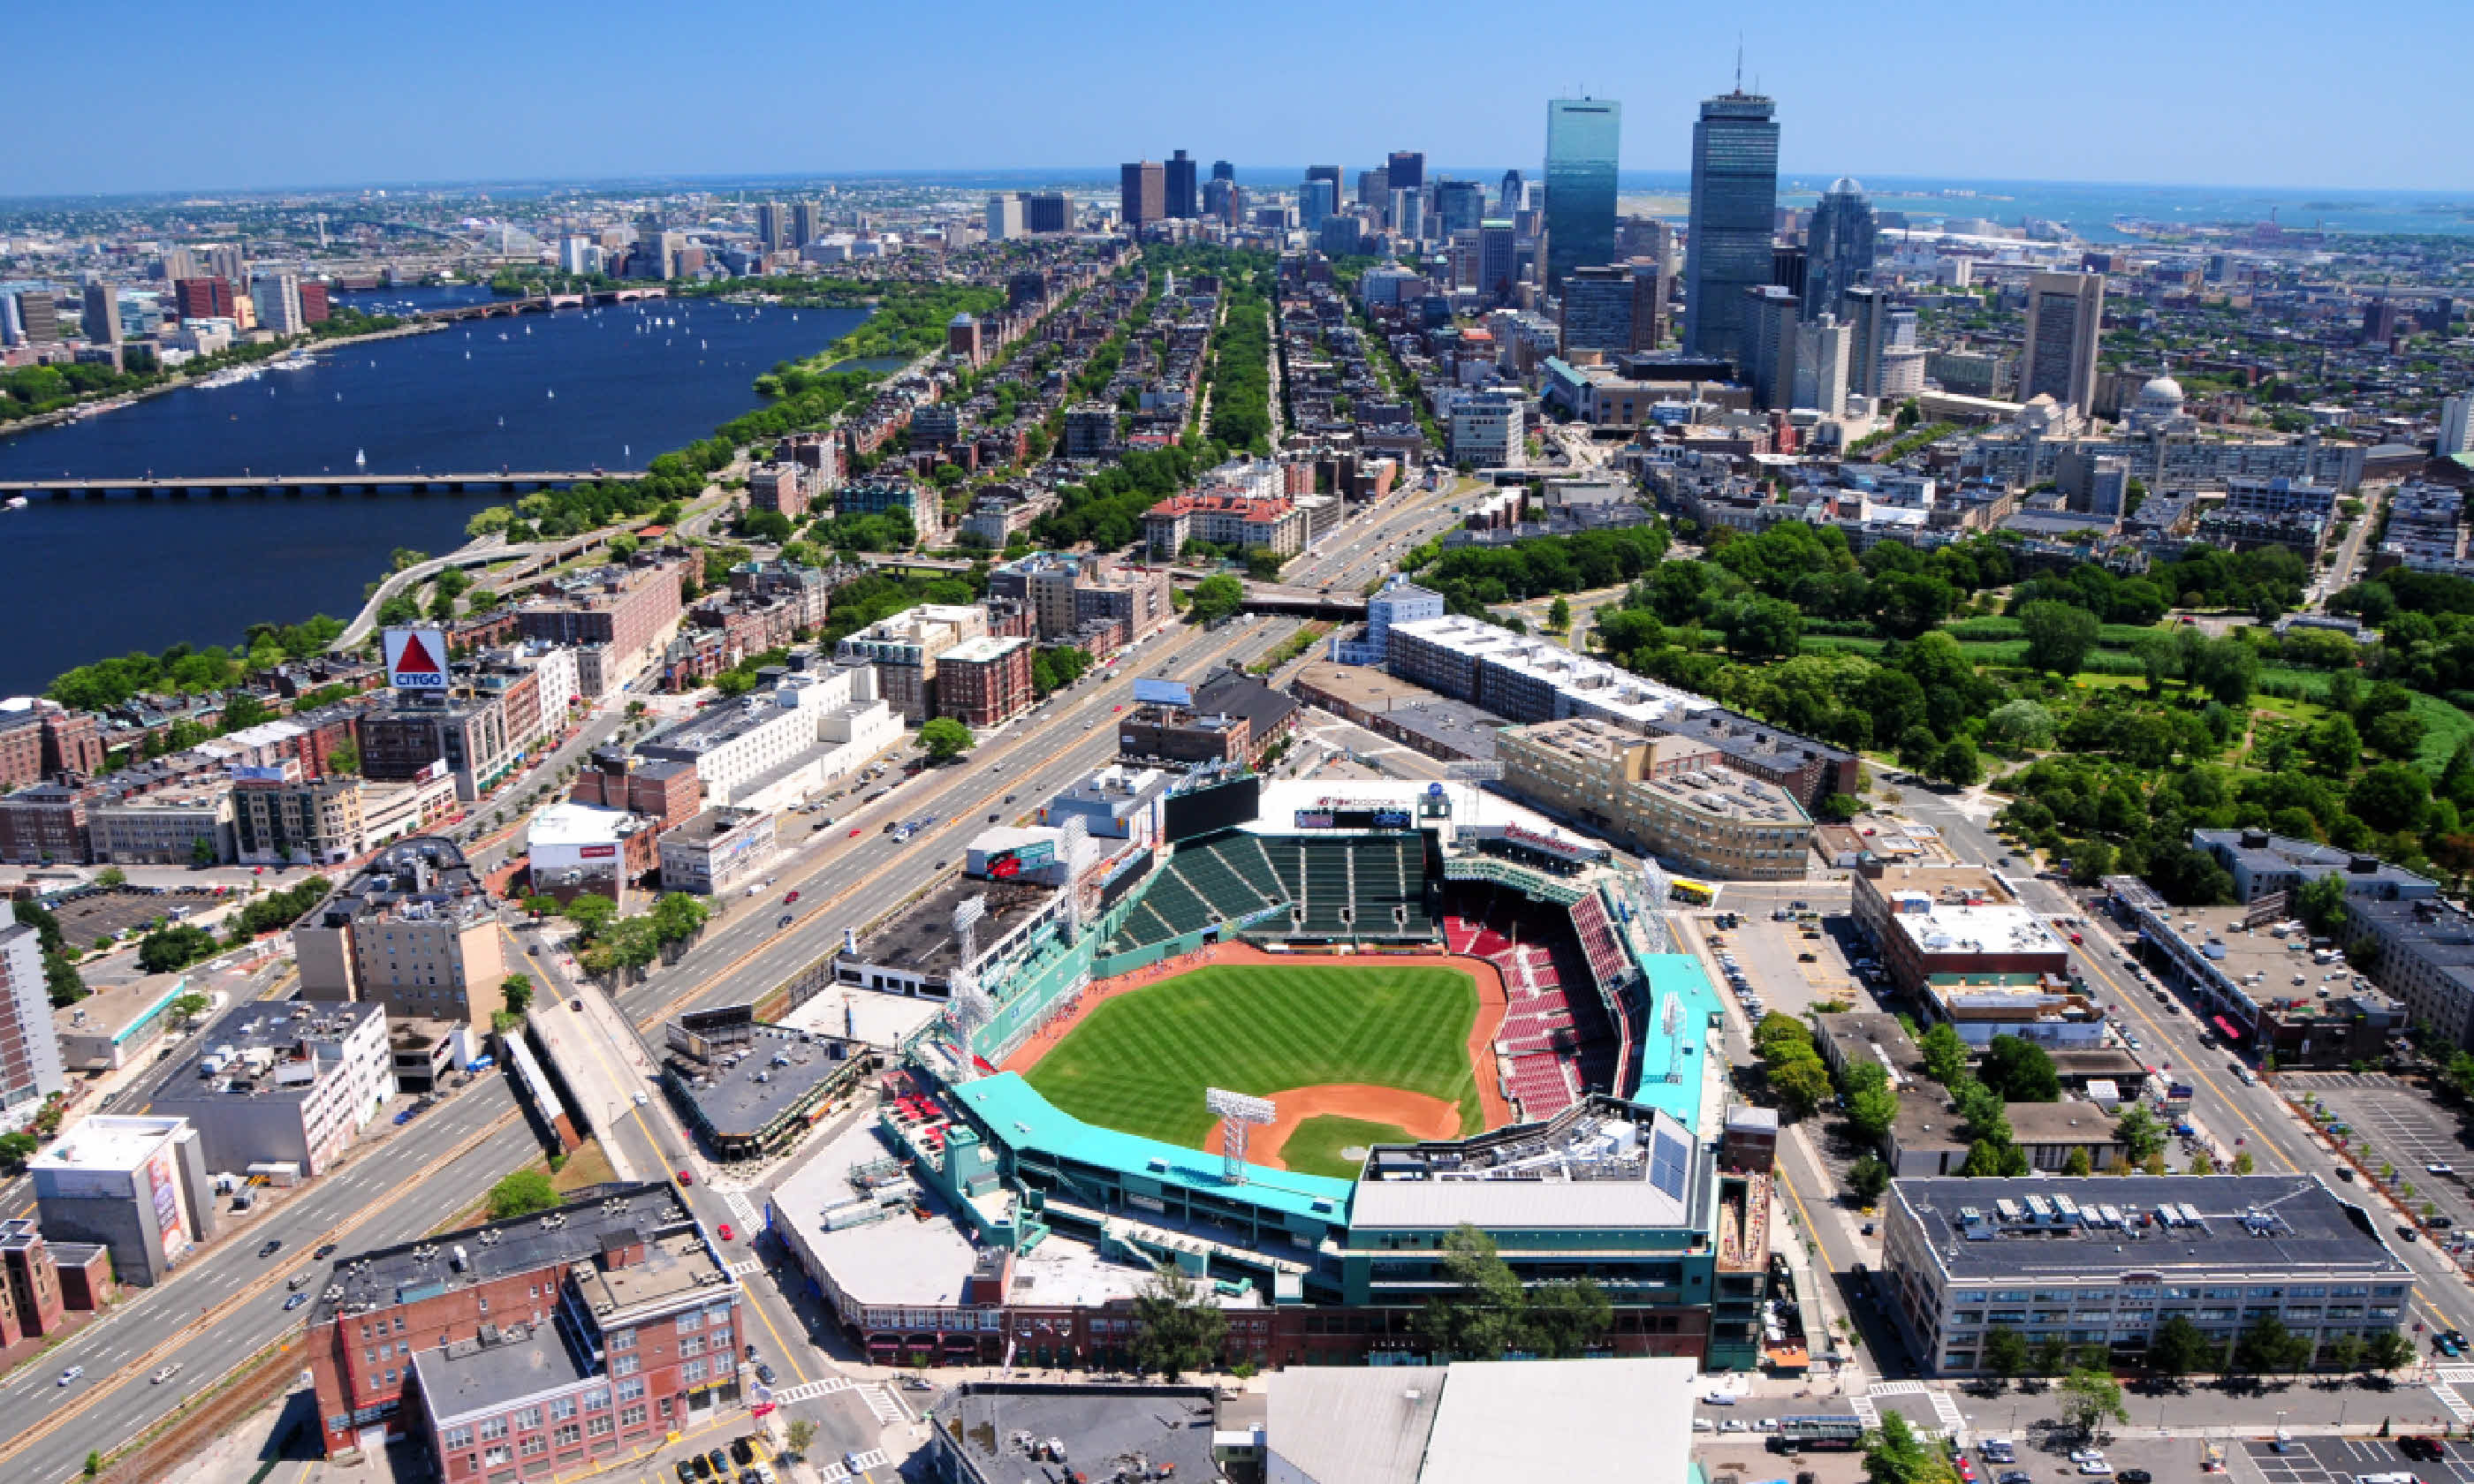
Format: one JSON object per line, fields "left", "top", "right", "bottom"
{"left": 1099, "top": 830, "right": 1439, "bottom": 956}
{"left": 1440, "top": 884, "right": 1621, "bottom": 1121}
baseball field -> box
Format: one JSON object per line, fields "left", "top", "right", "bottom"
{"left": 1020, "top": 960, "right": 1497, "bottom": 1168}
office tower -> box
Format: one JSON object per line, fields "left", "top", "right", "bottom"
{"left": 1795, "top": 314, "right": 1852, "bottom": 416}
{"left": 1025, "top": 193, "right": 1071, "bottom": 232}
{"left": 1300, "top": 178, "right": 1338, "bottom": 230}
{"left": 1771, "top": 246, "right": 1807, "bottom": 299}
{"left": 81, "top": 282, "right": 121, "bottom": 344}
{"left": 1203, "top": 178, "right": 1237, "bottom": 224}
{"left": 1559, "top": 265, "right": 1635, "bottom": 356}
{"left": 985, "top": 193, "right": 1026, "bottom": 240}
{"left": 1499, "top": 169, "right": 1526, "bottom": 213}
{"left": 1616, "top": 216, "right": 1672, "bottom": 263}
{"left": 1211, "top": 159, "right": 1235, "bottom": 183}
{"left": 1684, "top": 87, "right": 1780, "bottom": 365}
{"left": 755, "top": 201, "right": 786, "bottom": 251}
{"left": 1543, "top": 97, "right": 1620, "bottom": 292}
{"left": 2440, "top": 394, "right": 2472, "bottom": 457}
{"left": 1317, "top": 216, "right": 1364, "bottom": 257}
{"left": 205, "top": 244, "right": 245, "bottom": 282}
{"left": 1387, "top": 151, "right": 1426, "bottom": 193}
{"left": 0, "top": 293, "right": 19, "bottom": 345}
{"left": 1628, "top": 258, "right": 1669, "bottom": 352}
{"left": 156, "top": 247, "right": 199, "bottom": 283}
{"left": 1392, "top": 190, "right": 1424, "bottom": 242}
{"left": 173, "top": 276, "right": 234, "bottom": 322}
{"left": 1432, "top": 180, "right": 1486, "bottom": 237}
{"left": 1804, "top": 177, "right": 1877, "bottom": 322}
{"left": 2020, "top": 270, "right": 2106, "bottom": 413}
{"left": 13, "top": 291, "right": 57, "bottom": 344}
{"left": 251, "top": 272, "right": 304, "bottom": 335}
{"left": 1165, "top": 150, "right": 1199, "bottom": 218}
{"left": 297, "top": 282, "right": 330, "bottom": 324}
{"left": 0, "top": 925, "right": 67, "bottom": 1112}
{"left": 1358, "top": 167, "right": 1390, "bottom": 208}
{"left": 1740, "top": 285, "right": 1800, "bottom": 410}
{"left": 558, "top": 235, "right": 600, "bottom": 276}
{"left": 1478, "top": 221, "right": 1519, "bottom": 303}
{"left": 1307, "top": 165, "right": 1342, "bottom": 208}
{"left": 1840, "top": 284, "right": 1887, "bottom": 398}
{"left": 790, "top": 199, "right": 823, "bottom": 247}
{"left": 1119, "top": 161, "right": 1165, "bottom": 226}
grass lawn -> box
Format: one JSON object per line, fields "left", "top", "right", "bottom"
{"left": 1279, "top": 1115, "right": 1410, "bottom": 1180}
{"left": 1025, "top": 963, "right": 1484, "bottom": 1149}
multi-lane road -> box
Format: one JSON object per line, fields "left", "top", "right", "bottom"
{"left": 0, "top": 469, "right": 1478, "bottom": 1480}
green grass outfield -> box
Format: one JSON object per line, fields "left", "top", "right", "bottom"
{"left": 1023, "top": 963, "right": 1484, "bottom": 1150}
{"left": 1279, "top": 1115, "right": 1413, "bottom": 1180}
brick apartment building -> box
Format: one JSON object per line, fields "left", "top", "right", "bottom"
{"left": 932, "top": 637, "right": 1036, "bottom": 728}
{"left": 0, "top": 781, "right": 92, "bottom": 864}
{"left": 515, "top": 561, "right": 686, "bottom": 676}
{"left": 307, "top": 1183, "right": 743, "bottom": 1470}
{"left": 569, "top": 751, "right": 702, "bottom": 831}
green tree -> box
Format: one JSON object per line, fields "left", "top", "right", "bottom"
{"left": 499, "top": 975, "right": 534, "bottom": 1015}
{"left": 561, "top": 893, "right": 618, "bottom": 940}
{"left": 1863, "top": 1410, "right": 1940, "bottom": 1484}
{"left": 1130, "top": 1260, "right": 1228, "bottom": 1379}
{"left": 137, "top": 924, "right": 219, "bottom": 974}
{"left": 2364, "top": 1329, "right": 2417, "bottom": 1373}
{"left": 1548, "top": 595, "right": 1572, "bottom": 632}
{"left": 920, "top": 716, "right": 975, "bottom": 762}
{"left": 171, "top": 992, "right": 210, "bottom": 1023}
{"left": 784, "top": 1419, "right": 817, "bottom": 1458}
{"left": 1768, "top": 1056, "right": 1833, "bottom": 1118}
{"left": 2063, "top": 1147, "right": 2093, "bottom": 1177}
{"left": 2319, "top": 1333, "right": 2366, "bottom": 1375}
{"left": 1917, "top": 1022, "right": 1970, "bottom": 1086}
{"left": 95, "top": 867, "right": 126, "bottom": 889}
{"left": 1188, "top": 573, "right": 1246, "bottom": 624}
{"left": 2147, "top": 1314, "right": 2215, "bottom": 1379}
{"left": 325, "top": 738, "right": 360, "bottom": 776}
{"left": 1845, "top": 1068, "right": 1900, "bottom": 1140}
{"left": 2296, "top": 873, "right": 2349, "bottom": 938}
{"left": 2231, "top": 1150, "right": 2254, "bottom": 1175}
{"left": 1415, "top": 1223, "right": 1530, "bottom": 1360}
{"left": 1977, "top": 1034, "right": 2060, "bottom": 1102}
{"left": 1985, "top": 700, "right": 2057, "bottom": 753}
{"left": 2021, "top": 600, "right": 2102, "bottom": 675}
{"left": 649, "top": 892, "right": 711, "bottom": 944}
{"left": 487, "top": 1169, "right": 559, "bottom": 1220}
{"left": 2114, "top": 1105, "right": 2166, "bottom": 1163}
{"left": 43, "top": 952, "right": 87, "bottom": 1008}
{"left": 1847, "top": 1154, "right": 1891, "bottom": 1202}
{"left": 2060, "top": 1367, "right": 2128, "bottom": 1439}
{"left": 1981, "top": 1325, "right": 2030, "bottom": 1385}
{"left": 2235, "top": 1315, "right": 2312, "bottom": 1375}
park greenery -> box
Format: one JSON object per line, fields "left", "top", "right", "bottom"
{"left": 542, "top": 890, "right": 710, "bottom": 980}
{"left": 487, "top": 1169, "right": 559, "bottom": 1220}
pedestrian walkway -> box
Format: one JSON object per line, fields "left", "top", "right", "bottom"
{"left": 726, "top": 1192, "right": 760, "bottom": 1227}
{"left": 725, "top": 1257, "right": 761, "bottom": 1277}
{"left": 854, "top": 1382, "right": 910, "bottom": 1425}
{"left": 812, "top": 1450, "right": 889, "bottom": 1482}
{"left": 1861, "top": 1381, "right": 1965, "bottom": 1436}
{"left": 770, "top": 1376, "right": 852, "bottom": 1405}
{"left": 2431, "top": 1382, "right": 2473, "bottom": 1425}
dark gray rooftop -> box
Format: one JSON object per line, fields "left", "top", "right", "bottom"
{"left": 845, "top": 877, "right": 1055, "bottom": 979}
{"left": 937, "top": 1384, "right": 1222, "bottom": 1484}
{"left": 307, "top": 835, "right": 487, "bottom": 929}
{"left": 411, "top": 1318, "right": 595, "bottom": 1423}
{"left": 663, "top": 1022, "right": 864, "bottom": 1140}
{"left": 315, "top": 1182, "right": 691, "bottom": 1326}
{"left": 1894, "top": 1174, "right": 2409, "bottom": 1282}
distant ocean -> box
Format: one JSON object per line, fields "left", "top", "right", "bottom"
{"left": 930, "top": 167, "right": 2474, "bottom": 240}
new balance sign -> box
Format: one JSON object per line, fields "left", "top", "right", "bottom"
{"left": 385, "top": 628, "right": 448, "bottom": 691}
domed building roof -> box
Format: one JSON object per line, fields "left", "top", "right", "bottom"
{"left": 1827, "top": 176, "right": 1865, "bottom": 196}
{"left": 2136, "top": 375, "right": 2186, "bottom": 409}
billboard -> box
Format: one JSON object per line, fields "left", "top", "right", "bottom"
{"left": 1162, "top": 775, "right": 1260, "bottom": 844}
{"left": 1131, "top": 678, "right": 1194, "bottom": 708}
{"left": 147, "top": 1151, "right": 187, "bottom": 1256}
{"left": 984, "top": 839, "right": 1058, "bottom": 879}
{"left": 1295, "top": 802, "right": 1412, "bottom": 830}
{"left": 580, "top": 844, "right": 618, "bottom": 859}
{"left": 384, "top": 627, "right": 449, "bottom": 691}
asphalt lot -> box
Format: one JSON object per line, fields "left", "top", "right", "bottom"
{"left": 2283, "top": 1072, "right": 2474, "bottom": 1253}
{"left": 2243, "top": 1433, "right": 2474, "bottom": 1484}
{"left": 48, "top": 886, "right": 231, "bottom": 949}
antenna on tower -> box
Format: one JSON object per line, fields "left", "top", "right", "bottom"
{"left": 1734, "top": 35, "right": 1744, "bottom": 92}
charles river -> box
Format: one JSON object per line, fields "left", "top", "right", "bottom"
{"left": 0, "top": 285, "right": 869, "bottom": 698}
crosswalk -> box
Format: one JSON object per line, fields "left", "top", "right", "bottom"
{"left": 2439, "top": 1365, "right": 2474, "bottom": 1384}
{"left": 856, "top": 1382, "right": 912, "bottom": 1425}
{"left": 725, "top": 1257, "right": 761, "bottom": 1277}
{"left": 813, "top": 1450, "right": 891, "bottom": 1482}
{"left": 2433, "top": 1382, "right": 2474, "bottom": 1425}
{"left": 768, "top": 1375, "right": 852, "bottom": 1405}
{"left": 725, "top": 1191, "right": 760, "bottom": 1227}
{"left": 1862, "top": 1381, "right": 1965, "bottom": 1436}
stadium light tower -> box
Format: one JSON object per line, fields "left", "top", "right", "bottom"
{"left": 1204, "top": 1087, "right": 1277, "bottom": 1185}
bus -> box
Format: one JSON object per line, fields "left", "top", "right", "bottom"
{"left": 1668, "top": 878, "right": 1716, "bottom": 906}
{"left": 1773, "top": 1417, "right": 1866, "bottom": 1451}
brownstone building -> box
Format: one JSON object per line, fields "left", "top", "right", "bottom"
{"left": 0, "top": 781, "right": 92, "bottom": 865}
{"left": 933, "top": 636, "right": 1036, "bottom": 728}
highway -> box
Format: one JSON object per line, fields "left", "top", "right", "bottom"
{"left": 0, "top": 466, "right": 1477, "bottom": 1480}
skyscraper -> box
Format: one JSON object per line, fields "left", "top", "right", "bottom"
{"left": 1300, "top": 178, "right": 1338, "bottom": 231}
{"left": 1795, "top": 314, "right": 1852, "bottom": 416}
{"left": 1740, "top": 285, "right": 1800, "bottom": 411}
{"left": 1803, "top": 178, "right": 1877, "bottom": 322}
{"left": 1498, "top": 170, "right": 1526, "bottom": 214}
{"left": 81, "top": 282, "right": 121, "bottom": 344}
{"left": 985, "top": 194, "right": 1027, "bottom": 240}
{"left": 251, "top": 273, "right": 303, "bottom": 336}
{"left": 1628, "top": 258, "right": 1669, "bottom": 352}
{"left": 1559, "top": 266, "right": 1635, "bottom": 357}
{"left": 1024, "top": 193, "right": 1071, "bottom": 233}
{"left": 1210, "top": 159, "right": 1235, "bottom": 183}
{"left": 1683, "top": 88, "right": 1780, "bottom": 367}
{"left": 1120, "top": 161, "right": 1165, "bottom": 226}
{"left": 1543, "top": 97, "right": 1620, "bottom": 292}
{"left": 1358, "top": 167, "right": 1390, "bottom": 208}
{"left": 1165, "top": 150, "right": 1199, "bottom": 219}
{"left": 2020, "top": 270, "right": 2106, "bottom": 413}
{"left": 1434, "top": 180, "right": 1487, "bottom": 236}
{"left": 1307, "top": 165, "right": 1343, "bottom": 207}
{"left": 2438, "top": 393, "right": 2471, "bottom": 456}
{"left": 790, "top": 200, "right": 823, "bottom": 248}
{"left": 1478, "top": 220, "right": 1519, "bottom": 304}
{"left": 1840, "top": 284, "right": 1888, "bottom": 399}
{"left": 755, "top": 201, "right": 786, "bottom": 251}
{"left": 1387, "top": 151, "right": 1426, "bottom": 193}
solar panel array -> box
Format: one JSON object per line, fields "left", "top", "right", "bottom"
{"left": 1650, "top": 1126, "right": 1689, "bottom": 1200}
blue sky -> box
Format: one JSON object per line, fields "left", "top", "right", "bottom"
{"left": 11, "top": 0, "right": 2471, "bottom": 196}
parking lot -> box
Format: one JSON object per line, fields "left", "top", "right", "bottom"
{"left": 2280, "top": 1071, "right": 2474, "bottom": 1248}
{"left": 48, "top": 885, "right": 231, "bottom": 950}
{"left": 2242, "top": 1433, "right": 2474, "bottom": 1484}
{"left": 1701, "top": 903, "right": 1874, "bottom": 1027}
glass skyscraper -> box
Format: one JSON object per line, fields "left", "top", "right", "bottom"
{"left": 1543, "top": 97, "right": 1620, "bottom": 292}
{"left": 1683, "top": 89, "right": 1780, "bottom": 367}
{"left": 1803, "top": 177, "right": 1878, "bottom": 322}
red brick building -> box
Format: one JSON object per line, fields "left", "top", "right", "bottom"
{"left": 172, "top": 276, "right": 235, "bottom": 321}
{"left": 569, "top": 753, "right": 701, "bottom": 831}
{"left": 0, "top": 1219, "right": 66, "bottom": 1345}
{"left": 0, "top": 781, "right": 91, "bottom": 865}
{"left": 515, "top": 561, "right": 685, "bottom": 664}
{"left": 307, "top": 1183, "right": 742, "bottom": 1470}
{"left": 933, "top": 636, "right": 1035, "bottom": 729}
{"left": 298, "top": 282, "right": 332, "bottom": 324}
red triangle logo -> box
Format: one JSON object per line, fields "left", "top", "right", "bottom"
{"left": 394, "top": 632, "right": 442, "bottom": 675}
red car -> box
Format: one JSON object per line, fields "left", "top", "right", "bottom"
{"left": 784, "top": 890, "right": 800, "bottom": 904}
{"left": 848, "top": 827, "right": 862, "bottom": 837}
{"left": 676, "top": 1169, "right": 694, "bottom": 1186}
{"left": 717, "top": 1223, "right": 734, "bottom": 1242}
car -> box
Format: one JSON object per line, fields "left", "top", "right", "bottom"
{"left": 749, "top": 1359, "right": 776, "bottom": 1383}
{"left": 901, "top": 1374, "right": 933, "bottom": 1390}
{"left": 259, "top": 1239, "right": 283, "bottom": 1258}
{"left": 1978, "top": 1445, "right": 2015, "bottom": 1465}
{"left": 57, "top": 1366, "right": 82, "bottom": 1386}
{"left": 1998, "top": 1473, "right": 2032, "bottom": 1483}
{"left": 2400, "top": 1224, "right": 2421, "bottom": 1241}
{"left": 2435, "top": 1215, "right": 2457, "bottom": 1230}
{"left": 1691, "top": 1418, "right": 1716, "bottom": 1434}
{"left": 709, "top": 1450, "right": 733, "bottom": 1479}
{"left": 2431, "top": 1163, "right": 2457, "bottom": 1177}
{"left": 676, "top": 1463, "right": 699, "bottom": 1484}
{"left": 1957, "top": 1458, "right": 1977, "bottom": 1483}
{"left": 1862, "top": 1222, "right": 1877, "bottom": 1236}
{"left": 151, "top": 1365, "right": 183, "bottom": 1384}
{"left": 285, "top": 1292, "right": 308, "bottom": 1310}
{"left": 1004, "top": 793, "right": 1016, "bottom": 804}
{"left": 314, "top": 1243, "right": 337, "bottom": 1260}
{"left": 2442, "top": 1329, "right": 2468, "bottom": 1348}
{"left": 718, "top": 1223, "right": 734, "bottom": 1241}
{"left": 989, "top": 814, "right": 999, "bottom": 823}
{"left": 688, "top": 1458, "right": 711, "bottom": 1482}
{"left": 2400, "top": 1438, "right": 2447, "bottom": 1462}
{"left": 732, "top": 1439, "right": 756, "bottom": 1466}
{"left": 777, "top": 914, "right": 793, "bottom": 928}
{"left": 784, "top": 890, "right": 800, "bottom": 904}
{"left": 1703, "top": 1391, "right": 1735, "bottom": 1405}
{"left": 2076, "top": 1464, "right": 2114, "bottom": 1477}
{"left": 2118, "top": 1472, "right": 2154, "bottom": 1483}
{"left": 848, "top": 826, "right": 862, "bottom": 837}
{"left": 394, "top": 1109, "right": 414, "bottom": 1125}
{"left": 1720, "top": 1419, "right": 1749, "bottom": 1433}
{"left": 570, "top": 998, "right": 582, "bottom": 1011}
{"left": 2069, "top": 1450, "right": 2106, "bottom": 1464}
{"left": 676, "top": 1169, "right": 694, "bottom": 1186}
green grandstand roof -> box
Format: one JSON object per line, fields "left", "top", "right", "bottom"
{"left": 954, "top": 1072, "right": 1357, "bottom": 1223}
{"left": 1628, "top": 954, "right": 1723, "bottom": 1125}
